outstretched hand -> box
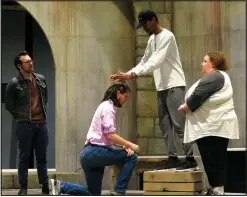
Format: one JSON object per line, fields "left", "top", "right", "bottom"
{"left": 110, "top": 73, "right": 118, "bottom": 81}
{"left": 110, "top": 71, "right": 132, "bottom": 81}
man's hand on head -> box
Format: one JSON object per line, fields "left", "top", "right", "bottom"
{"left": 109, "top": 71, "right": 136, "bottom": 81}
{"left": 110, "top": 74, "right": 118, "bottom": 81}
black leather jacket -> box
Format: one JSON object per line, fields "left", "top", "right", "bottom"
{"left": 5, "top": 72, "right": 48, "bottom": 121}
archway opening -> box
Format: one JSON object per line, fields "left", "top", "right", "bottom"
{"left": 1, "top": 1, "right": 56, "bottom": 169}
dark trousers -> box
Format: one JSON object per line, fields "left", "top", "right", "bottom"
{"left": 157, "top": 86, "right": 193, "bottom": 157}
{"left": 80, "top": 145, "right": 138, "bottom": 195}
{"left": 196, "top": 136, "right": 229, "bottom": 187}
{"left": 16, "top": 122, "right": 49, "bottom": 188}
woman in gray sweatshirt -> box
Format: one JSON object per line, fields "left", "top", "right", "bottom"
{"left": 178, "top": 51, "right": 239, "bottom": 195}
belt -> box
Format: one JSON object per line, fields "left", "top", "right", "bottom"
{"left": 84, "top": 143, "right": 111, "bottom": 149}
{"left": 84, "top": 143, "right": 101, "bottom": 148}
{"left": 84, "top": 143, "right": 92, "bottom": 148}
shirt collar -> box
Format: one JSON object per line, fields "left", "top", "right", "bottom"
{"left": 108, "top": 99, "right": 118, "bottom": 111}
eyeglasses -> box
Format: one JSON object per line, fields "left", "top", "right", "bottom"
{"left": 21, "top": 60, "right": 33, "bottom": 64}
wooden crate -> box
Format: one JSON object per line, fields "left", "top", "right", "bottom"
{"left": 143, "top": 170, "right": 204, "bottom": 195}
{"left": 109, "top": 156, "right": 202, "bottom": 192}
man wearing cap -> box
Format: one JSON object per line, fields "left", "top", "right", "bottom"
{"left": 110, "top": 8, "right": 198, "bottom": 171}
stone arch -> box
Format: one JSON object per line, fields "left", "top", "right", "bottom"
{"left": 14, "top": 1, "right": 56, "bottom": 69}
{"left": 15, "top": 2, "right": 137, "bottom": 182}
{"left": 1, "top": 0, "right": 56, "bottom": 168}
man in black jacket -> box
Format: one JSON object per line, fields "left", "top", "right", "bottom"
{"left": 5, "top": 51, "right": 49, "bottom": 195}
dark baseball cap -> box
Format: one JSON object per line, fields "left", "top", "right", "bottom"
{"left": 136, "top": 8, "right": 156, "bottom": 29}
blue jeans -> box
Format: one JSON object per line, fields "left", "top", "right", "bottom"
{"left": 60, "top": 181, "right": 90, "bottom": 195}
{"left": 80, "top": 145, "right": 138, "bottom": 195}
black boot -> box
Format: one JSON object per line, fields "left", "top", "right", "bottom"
{"left": 18, "top": 188, "right": 27, "bottom": 195}
{"left": 42, "top": 183, "right": 49, "bottom": 195}
{"left": 176, "top": 156, "right": 199, "bottom": 171}
{"left": 165, "top": 155, "right": 183, "bottom": 170}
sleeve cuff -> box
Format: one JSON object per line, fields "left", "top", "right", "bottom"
{"left": 127, "top": 70, "right": 133, "bottom": 74}
{"left": 104, "top": 128, "right": 116, "bottom": 134}
{"left": 134, "top": 69, "right": 141, "bottom": 76}
{"left": 186, "top": 98, "right": 196, "bottom": 112}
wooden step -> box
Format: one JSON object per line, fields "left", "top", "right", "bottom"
{"left": 143, "top": 170, "right": 204, "bottom": 195}
{"left": 144, "top": 182, "right": 203, "bottom": 192}
{"left": 109, "top": 156, "right": 202, "bottom": 192}
{"left": 136, "top": 156, "right": 201, "bottom": 173}
{"left": 137, "top": 156, "right": 201, "bottom": 162}
{"left": 144, "top": 170, "right": 204, "bottom": 182}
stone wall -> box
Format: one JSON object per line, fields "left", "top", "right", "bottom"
{"left": 133, "top": 1, "right": 246, "bottom": 155}
{"left": 133, "top": 1, "right": 172, "bottom": 155}
{"left": 173, "top": 1, "right": 246, "bottom": 148}
{"left": 220, "top": 1, "right": 246, "bottom": 148}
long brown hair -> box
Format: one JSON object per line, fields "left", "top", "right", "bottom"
{"left": 101, "top": 81, "right": 130, "bottom": 108}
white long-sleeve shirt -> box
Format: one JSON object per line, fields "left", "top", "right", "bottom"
{"left": 129, "top": 29, "right": 186, "bottom": 91}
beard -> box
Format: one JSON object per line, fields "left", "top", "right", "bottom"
{"left": 144, "top": 29, "right": 152, "bottom": 36}
{"left": 27, "top": 67, "right": 34, "bottom": 73}
{"left": 23, "top": 67, "right": 34, "bottom": 73}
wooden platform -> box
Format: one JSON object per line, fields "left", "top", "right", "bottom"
{"left": 143, "top": 170, "right": 204, "bottom": 195}
{"left": 109, "top": 155, "right": 202, "bottom": 192}
{"left": 136, "top": 156, "right": 201, "bottom": 173}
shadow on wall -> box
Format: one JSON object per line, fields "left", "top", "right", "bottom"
{"left": 113, "top": 0, "right": 135, "bottom": 29}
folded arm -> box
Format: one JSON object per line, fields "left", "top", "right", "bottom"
{"left": 106, "top": 132, "right": 139, "bottom": 152}
{"left": 178, "top": 71, "right": 225, "bottom": 112}
{"left": 186, "top": 71, "right": 224, "bottom": 112}
{"left": 102, "top": 109, "right": 139, "bottom": 152}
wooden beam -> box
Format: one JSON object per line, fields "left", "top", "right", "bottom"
{"left": 144, "top": 182, "right": 203, "bottom": 192}
{"left": 144, "top": 171, "right": 204, "bottom": 183}
{"left": 1, "top": 5, "right": 26, "bottom": 11}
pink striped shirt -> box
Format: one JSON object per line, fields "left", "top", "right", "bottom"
{"left": 85, "top": 100, "right": 117, "bottom": 146}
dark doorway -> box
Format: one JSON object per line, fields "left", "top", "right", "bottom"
{"left": 1, "top": 1, "right": 56, "bottom": 169}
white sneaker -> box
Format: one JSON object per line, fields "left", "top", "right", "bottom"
{"left": 49, "top": 179, "right": 61, "bottom": 195}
